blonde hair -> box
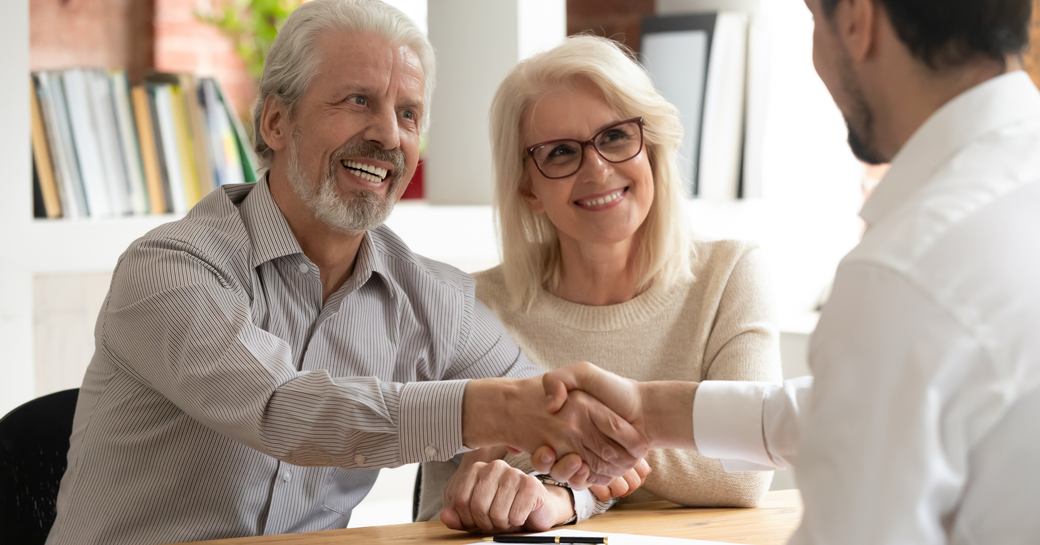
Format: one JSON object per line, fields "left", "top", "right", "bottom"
{"left": 253, "top": 0, "right": 435, "bottom": 167}
{"left": 490, "top": 35, "right": 691, "bottom": 310}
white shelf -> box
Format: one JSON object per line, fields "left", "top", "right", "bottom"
{"left": 26, "top": 215, "right": 182, "bottom": 273}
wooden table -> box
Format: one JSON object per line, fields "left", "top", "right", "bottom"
{"left": 174, "top": 489, "right": 802, "bottom": 545}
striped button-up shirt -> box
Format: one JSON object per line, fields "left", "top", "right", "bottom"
{"left": 47, "top": 180, "right": 536, "bottom": 545}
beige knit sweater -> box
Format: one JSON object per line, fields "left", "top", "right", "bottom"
{"left": 417, "top": 239, "right": 782, "bottom": 521}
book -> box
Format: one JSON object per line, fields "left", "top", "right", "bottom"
{"left": 168, "top": 83, "right": 205, "bottom": 207}
{"left": 179, "top": 74, "right": 217, "bottom": 197}
{"left": 151, "top": 82, "right": 189, "bottom": 214}
{"left": 35, "top": 71, "right": 88, "bottom": 218}
{"left": 199, "top": 77, "right": 245, "bottom": 185}
{"left": 29, "top": 79, "right": 63, "bottom": 218}
{"left": 86, "top": 69, "right": 133, "bottom": 216}
{"left": 29, "top": 68, "right": 253, "bottom": 219}
{"left": 61, "top": 69, "right": 112, "bottom": 217}
{"left": 211, "top": 80, "right": 259, "bottom": 183}
{"left": 110, "top": 71, "right": 149, "bottom": 216}
{"left": 130, "top": 84, "right": 169, "bottom": 214}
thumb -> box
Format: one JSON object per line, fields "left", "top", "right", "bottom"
{"left": 543, "top": 372, "right": 572, "bottom": 413}
{"left": 525, "top": 498, "right": 554, "bottom": 532}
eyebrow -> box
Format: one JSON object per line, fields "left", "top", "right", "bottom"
{"left": 528, "top": 117, "right": 634, "bottom": 147}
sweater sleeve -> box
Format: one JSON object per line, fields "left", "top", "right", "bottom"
{"left": 630, "top": 245, "right": 782, "bottom": 507}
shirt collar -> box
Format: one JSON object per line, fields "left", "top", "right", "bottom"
{"left": 239, "top": 175, "right": 305, "bottom": 268}
{"left": 239, "top": 175, "right": 403, "bottom": 299}
{"left": 860, "top": 71, "right": 1040, "bottom": 226}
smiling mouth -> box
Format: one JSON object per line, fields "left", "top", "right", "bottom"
{"left": 341, "top": 160, "right": 390, "bottom": 184}
{"left": 574, "top": 187, "right": 629, "bottom": 209}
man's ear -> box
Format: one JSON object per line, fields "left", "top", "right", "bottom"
{"left": 260, "top": 95, "right": 290, "bottom": 152}
{"left": 838, "top": 0, "right": 878, "bottom": 63}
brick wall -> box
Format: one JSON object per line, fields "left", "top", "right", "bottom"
{"left": 153, "top": 0, "right": 255, "bottom": 119}
{"left": 30, "top": 0, "right": 254, "bottom": 119}
{"left": 30, "top": 0, "right": 155, "bottom": 81}
{"left": 567, "top": 0, "right": 654, "bottom": 54}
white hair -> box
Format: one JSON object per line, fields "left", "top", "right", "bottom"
{"left": 252, "top": 0, "right": 435, "bottom": 167}
{"left": 490, "top": 35, "right": 691, "bottom": 310}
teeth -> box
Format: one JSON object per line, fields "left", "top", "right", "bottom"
{"left": 577, "top": 189, "right": 625, "bottom": 208}
{"left": 342, "top": 160, "right": 389, "bottom": 181}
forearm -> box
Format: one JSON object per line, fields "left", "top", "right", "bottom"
{"left": 639, "top": 381, "right": 698, "bottom": 450}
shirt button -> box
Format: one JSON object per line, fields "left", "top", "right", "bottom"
{"left": 281, "top": 471, "right": 292, "bottom": 483}
{"left": 297, "top": 263, "right": 308, "bottom": 274}
{"left": 424, "top": 445, "right": 438, "bottom": 458}
{"left": 354, "top": 454, "right": 366, "bottom": 466}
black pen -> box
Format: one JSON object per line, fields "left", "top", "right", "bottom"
{"left": 481, "top": 536, "right": 607, "bottom": 544}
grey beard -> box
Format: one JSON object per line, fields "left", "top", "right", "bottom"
{"left": 287, "top": 138, "right": 396, "bottom": 235}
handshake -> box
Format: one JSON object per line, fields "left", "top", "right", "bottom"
{"left": 453, "top": 362, "right": 699, "bottom": 532}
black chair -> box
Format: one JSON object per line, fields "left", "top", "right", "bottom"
{"left": 0, "top": 389, "right": 79, "bottom": 545}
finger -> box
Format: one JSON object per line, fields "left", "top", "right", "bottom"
{"left": 635, "top": 458, "right": 652, "bottom": 479}
{"left": 607, "top": 474, "right": 631, "bottom": 498}
{"left": 588, "top": 483, "right": 611, "bottom": 502}
{"left": 620, "top": 469, "right": 640, "bottom": 498}
{"left": 440, "top": 506, "right": 463, "bottom": 531}
{"left": 508, "top": 475, "right": 543, "bottom": 528}
{"left": 547, "top": 453, "right": 583, "bottom": 482}
{"left": 587, "top": 399, "right": 647, "bottom": 465}
{"left": 543, "top": 372, "right": 571, "bottom": 413}
{"left": 470, "top": 463, "right": 504, "bottom": 532}
{"left": 488, "top": 469, "right": 527, "bottom": 531}
{"left": 531, "top": 445, "right": 557, "bottom": 474}
{"left": 446, "top": 463, "right": 480, "bottom": 530}
{"left": 569, "top": 463, "right": 592, "bottom": 489}
{"left": 525, "top": 502, "right": 555, "bottom": 532}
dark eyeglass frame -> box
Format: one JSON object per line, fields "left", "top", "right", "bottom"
{"left": 525, "top": 117, "right": 645, "bottom": 180}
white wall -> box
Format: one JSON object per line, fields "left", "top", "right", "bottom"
{"left": 0, "top": 0, "right": 32, "bottom": 414}
{"left": 425, "top": 0, "right": 565, "bottom": 204}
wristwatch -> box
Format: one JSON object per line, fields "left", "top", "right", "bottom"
{"left": 534, "top": 474, "right": 578, "bottom": 525}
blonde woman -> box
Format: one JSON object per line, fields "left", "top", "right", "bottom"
{"left": 420, "top": 35, "right": 781, "bottom": 533}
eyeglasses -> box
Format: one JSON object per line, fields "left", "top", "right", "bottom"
{"left": 525, "top": 117, "right": 644, "bottom": 180}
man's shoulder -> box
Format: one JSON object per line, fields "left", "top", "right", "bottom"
{"left": 368, "top": 225, "right": 475, "bottom": 296}
{"left": 124, "top": 186, "right": 252, "bottom": 272}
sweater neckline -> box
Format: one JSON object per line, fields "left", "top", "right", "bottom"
{"left": 534, "top": 278, "right": 684, "bottom": 332}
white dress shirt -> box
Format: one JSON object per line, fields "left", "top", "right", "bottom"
{"left": 693, "top": 71, "right": 1040, "bottom": 544}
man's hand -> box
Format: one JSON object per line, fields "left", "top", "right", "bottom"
{"left": 440, "top": 459, "right": 574, "bottom": 534}
{"left": 533, "top": 362, "right": 699, "bottom": 485}
{"left": 462, "top": 375, "right": 648, "bottom": 485}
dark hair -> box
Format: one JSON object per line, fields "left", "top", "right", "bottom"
{"left": 820, "top": 0, "right": 1033, "bottom": 69}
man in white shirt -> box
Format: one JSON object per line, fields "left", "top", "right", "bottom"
{"left": 538, "top": 0, "right": 1040, "bottom": 543}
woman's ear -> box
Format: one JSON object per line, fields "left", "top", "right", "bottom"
{"left": 259, "top": 95, "right": 289, "bottom": 153}
{"left": 520, "top": 175, "right": 545, "bottom": 214}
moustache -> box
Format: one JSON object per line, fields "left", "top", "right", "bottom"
{"left": 331, "top": 140, "right": 407, "bottom": 185}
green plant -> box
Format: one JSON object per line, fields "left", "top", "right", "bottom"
{"left": 198, "top": 0, "right": 303, "bottom": 79}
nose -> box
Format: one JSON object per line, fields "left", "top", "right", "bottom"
{"left": 577, "top": 141, "right": 612, "bottom": 183}
{"left": 363, "top": 105, "right": 401, "bottom": 151}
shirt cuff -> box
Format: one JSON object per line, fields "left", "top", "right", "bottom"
{"left": 399, "top": 379, "right": 469, "bottom": 463}
{"left": 571, "top": 488, "right": 597, "bottom": 522}
{"left": 694, "top": 380, "right": 777, "bottom": 471}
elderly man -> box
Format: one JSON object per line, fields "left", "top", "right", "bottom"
{"left": 45, "top": 2, "right": 646, "bottom": 544}
{"left": 541, "top": 0, "right": 1040, "bottom": 544}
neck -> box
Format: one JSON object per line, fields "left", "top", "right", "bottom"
{"left": 552, "top": 235, "right": 644, "bottom": 306}
{"left": 268, "top": 169, "right": 364, "bottom": 301}
{"left": 874, "top": 56, "right": 1016, "bottom": 159}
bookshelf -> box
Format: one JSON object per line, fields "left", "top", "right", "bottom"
{"left": 2, "top": 0, "right": 199, "bottom": 414}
